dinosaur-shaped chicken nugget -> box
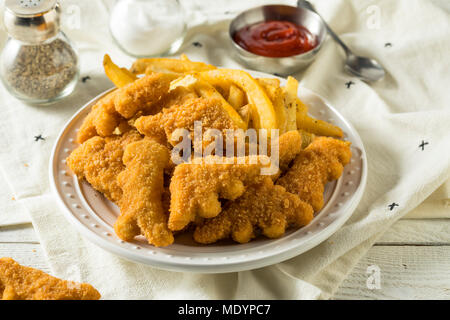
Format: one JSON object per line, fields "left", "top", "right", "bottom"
{"left": 168, "top": 156, "right": 268, "bottom": 231}
{"left": 115, "top": 138, "right": 173, "bottom": 246}
{"left": 277, "top": 136, "right": 352, "bottom": 211}
{"left": 194, "top": 177, "right": 313, "bottom": 244}
{"left": 67, "top": 130, "right": 142, "bottom": 203}
{"left": 0, "top": 258, "right": 100, "bottom": 300}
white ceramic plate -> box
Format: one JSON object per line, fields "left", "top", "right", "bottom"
{"left": 50, "top": 71, "right": 367, "bottom": 273}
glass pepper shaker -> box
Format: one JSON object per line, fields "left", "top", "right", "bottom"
{"left": 0, "top": 0, "right": 79, "bottom": 104}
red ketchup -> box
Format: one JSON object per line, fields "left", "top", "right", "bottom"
{"left": 233, "top": 20, "right": 317, "bottom": 58}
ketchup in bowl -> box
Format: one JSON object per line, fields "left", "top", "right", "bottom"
{"left": 233, "top": 20, "right": 317, "bottom": 58}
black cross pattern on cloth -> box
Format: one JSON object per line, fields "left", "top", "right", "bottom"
{"left": 192, "top": 42, "right": 203, "bottom": 48}
{"left": 34, "top": 135, "right": 45, "bottom": 142}
{"left": 388, "top": 202, "right": 399, "bottom": 211}
{"left": 81, "top": 76, "right": 91, "bottom": 83}
{"left": 384, "top": 42, "right": 392, "bottom": 47}
{"left": 345, "top": 81, "right": 355, "bottom": 89}
{"left": 419, "top": 140, "right": 429, "bottom": 151}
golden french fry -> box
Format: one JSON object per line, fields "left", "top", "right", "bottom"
{"left": 296, "top": 112, "right": 343, "bottom": 138}
{"left": 296, "top": 97, "right": 308, "bottom": 115}
{"left": 180, "top": 54, "right": 190, "bottom": 61}
{"left": 199, "top": 69, "right": 277, "bottom": 132}
{"left": 131, "top": 58, "right": 216, "bottom": 75}
{"left": 215, "top": 84, "right": 231, "bottom": 100}
{"left": 257, "top": 78, "right": 280, "bottom": 87}
{"left": 170, "top": 75, "right": 247, "bottom": 129}
{"left": 103, "top": 54, "right": 137, "bottom": 87}
{"left": 298, "top": 129, "right": 315, "bottom": 148}
{"left": 237, "top": 104, "right": 251, "bottom": 126}
{"left": 257, "top": 79, "right": 287, "bottom": 134}
{"left": 227, "top": 84, "right": 246, "bottom": 109}
{"left": 169, "top": 74, "right": 198, "bottom": 91}
{"left": 284, "top": 76, "right": 298, "bottom": 131}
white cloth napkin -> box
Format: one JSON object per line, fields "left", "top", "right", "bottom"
{"left": 0, "top": 0, "right": 449, "bottom": 299}
{"left": 0, "top": 171, "right": 30, "bottom": 226}
{"left": 404, "top": 180, "right": 450, "bottom": 219}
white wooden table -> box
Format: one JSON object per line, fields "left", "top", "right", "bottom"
{"left": 1, "top": 219, "right": 449, "bottom": 299}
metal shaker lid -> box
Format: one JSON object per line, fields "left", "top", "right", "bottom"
{"left": 4, "top": 0, "right": 60, "bottom": 43}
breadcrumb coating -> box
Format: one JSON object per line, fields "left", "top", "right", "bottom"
{"left": 277, "top": 130, "right": 303, "bottom": 172}
{"left": 0, "top": 258, "right": 100, "bottom": 300}
{"left": 77, "top": 73, "right": 176, "bottom": 143}
{"left": 115, "top": 138, "right": 173, "bottom": 246}
{"left": 114, "top": 73, "right": 177, "bottom": 119}
{"left": 194, "top": 177, "right": 314, "bottom": 244}
{"left": 159, "top": 86, "right": 199, "bottom": 110}
{"left": 277, "top": 137, "right": 352, "bottom": 211}
{"left": 134, "top": 112, "right": 167, "bottom": 145}
{"left": 93, "top": 93, "right": 122, "bottom": 137}
{"left": 67, "top": 130, "right": 142, "bottom": 203}
{"left": 168, "top": 156, "right": 267, "bottom": 231}
{"left": 76, "top": 106, "right": 98, "bottom": 144}
{"left": 77, "top": 91, "right": 121, "bottom": 144}
{"left": 135, "top": 97, "right": 238, "bottom": 146}
{"left": 267, "top": 130, "right": 316, "bottom": 180}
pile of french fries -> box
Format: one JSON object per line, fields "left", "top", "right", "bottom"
{"left": 103, "top": 54, "right": 343, "bottom": 138}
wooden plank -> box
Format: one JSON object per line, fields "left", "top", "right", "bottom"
{"left": 376, "top": 219, "right": 450, "bottom": 245}
{"left": 1, "top": 220, "right": 449, "bottom": 300}
{"left": 0, "top": 243, "right": 51, "bottom": 273}
{"left": 1, "top": 219, "right": 449, "bottom": 245}
{"left": 2, "top": 242, "right": 450, "bottom": 300}
{"left": 334, "top": 246, "right": 450, "bottom": 300}
{"left": 1, "top": 243, "right": 449, "bottom": 299}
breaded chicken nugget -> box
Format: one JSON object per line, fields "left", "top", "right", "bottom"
{"left": 77, "top": 106, "right": 98, "bottom": 144}
{"left": 159, "top": 86, "right": 199, "bottom": 109}
{"left": 67, "top": 130, "right": 142, "bottom": 203}
{"left": 194, "top": 177, "right": 313, "bottom": 244}
{"left": 268, "top": 130, "right": 315, "bottom": 180}
{"left": 77, "top": 73, "right": 181, "bottom": 143}
{"left": 133, "top": 112, "right": 167, "bottom": 145}
{"left": 0, "top": 258, "right": 100, "bottom": 300}
{"left": 168, "top": 156, "right": 267, "bottom": 231}
{"left": 277, "top": 130, "right": 303, "bottom": 172}
{"left": 277, "top": 137, "right": 352, "bottom": 211}
{"left": 114, "top": 73, "right": 177, "bottom": 119}
{"left": 93, "top": 94, "right": 122, "bottom": 137}
{"left": 115, "top": 138, "right": 173, "bottom": 246}
{"left": 77, "top": 91, "right": 124, "bottom": 144}
{"left": 135, "top": 97, "right": 238, "bottom": 146}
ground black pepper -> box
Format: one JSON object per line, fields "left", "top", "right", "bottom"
{"left": 4, "top": 38, "right": 78, "bottom": 100}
